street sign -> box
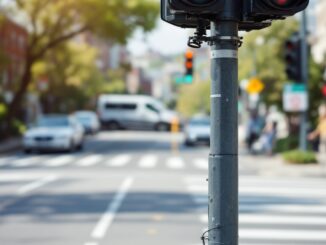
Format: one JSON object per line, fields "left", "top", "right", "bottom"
{"left": 246, "top": 77, "right": 264, "bottom": 94}
{"left": 283, "top": 83, "right": 308, "bottom": 112}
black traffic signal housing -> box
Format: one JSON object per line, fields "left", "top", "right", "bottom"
{"left": 185, "top": 50, "right": 194, "bottom": 82}
{"left": 162, "top": 0, "right": 309, "bottom": 32}
{"left": 168, "top": 0, "right": 225, "bottom": 15}
{"left": 285, "top": 33, "right": 302, "bottom": 82}
{"left": 244, "top": 0, "right": 309, "bottom": 22}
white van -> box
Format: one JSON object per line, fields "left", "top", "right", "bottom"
{"left": 97, "top": 94, "right": 178, "bottom": 131}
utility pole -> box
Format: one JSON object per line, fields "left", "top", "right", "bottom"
{"left": 208, "top": 20, "right": 239, "bottom": 245}
{"left": 299, "top": 10, "right": 309, "bottom": 151}
{"left": 161, "top": 1, "right": 309, "bottom": 245}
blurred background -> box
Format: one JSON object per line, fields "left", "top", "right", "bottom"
{"left": 0, "top": 0, "right": 326, "bottom": 245}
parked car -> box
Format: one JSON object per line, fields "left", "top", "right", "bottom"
{"left": 23, "top": 114, "right": 85, "bottom": 153}
{"left": 97, "top": 94, "right": 179, "bottom": 131}
{"left": 184, "top": 116, "right": 210, "bottom": 146}
{"left": 74, "top": 111, "right": 100, "bottom": 134}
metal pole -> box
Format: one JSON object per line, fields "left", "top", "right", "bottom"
{"left": 299, "top": 10, "right": 308, "bottom": 151}
{"left": 208, "top": 20, "right": 239, "bottom": 245}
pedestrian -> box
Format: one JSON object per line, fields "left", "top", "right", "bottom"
{"left": 246, "top": 111, "right": 264, "bottom": 153}
{"left": 261, "top": 121, "right": 278, "bottom": 155}
{"left": 308, "top": 105, "right": 326, "bottom": 155}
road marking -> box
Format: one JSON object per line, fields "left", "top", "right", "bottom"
{"left": 240, "top": 228, "right": 326, "bottom": 241}
{"left": 44, "top": 155, "right": 74, "bottom": 167}
{"left": 107, "top": 154, "right": 131, "bottom": 167}
{"left": 76, "top": 155, "right": 103, "bottom": 167}
{"left": 240, "top": 204, "right": 326, "bottom": 214}
{"left": 193, "top": 158, "right": 208, "bottom": 170}
{"left": 0, "top": 156, "right": 16, "bottom": 166}
{"left": 91, "top": 177, "right": 134, "bottom": 239}
{"left": 138, "top": 155, "right": 157, "bottom": 168}
{"left": 17, "top": 175, "right": 58, "bottom": 195}
{"left": 166, "top": 156, "right": 184, "bottom": 169}
{"left": 11, "top": 156, "right": 41, "bottom": 167}
{"left": 199, "top": 213, "right": 326, "bottom": 226}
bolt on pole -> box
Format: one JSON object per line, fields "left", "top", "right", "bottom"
{"left": 208, "top": 20, "right": 239, "bottom": 245}
{"left": 299, "top": 10, "right": 308, "bottom": 151}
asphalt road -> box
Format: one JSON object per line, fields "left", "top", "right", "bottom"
{"left": 0, "top": 131, "right": 326, "bottom": 245}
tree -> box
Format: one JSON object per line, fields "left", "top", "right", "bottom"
{"left": 239, "top": 18, "right": 325, "bottom": 123}
{"left": 2, "top": 0, "right": 158, "bottom": 127}
{"left": 177, "top": 81, "right": 210, "bottom": 117}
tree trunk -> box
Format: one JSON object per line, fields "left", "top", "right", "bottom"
{"left": 4, "top": 58, "right": 33, "bottom": 134}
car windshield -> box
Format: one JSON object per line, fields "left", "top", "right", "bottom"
{"left": 76, "top": 116, "right": 92, "bottom": 123}
{"left": 37, "top": 116, "right": 70, "bottom": 127}
{"left": 189, "top": 118, "right": 210, "bottom": 126}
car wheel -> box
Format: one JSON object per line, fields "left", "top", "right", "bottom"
{"left": 77, "top": 142, "right": 84, "bottom": 151}
{"left": 155, "top": 122, "right": 170, "bottom": 132}
{"left": 67, "top": 140, "right": 75, "bottom": 153}
{"left": 108, "top": 121, "right": 120, "bottom": 130}
{"left": 24, "top": 148, "right": 32, "bottom": 154}
{"left": 184, "top": 140, "right": 194, "bottom": 147}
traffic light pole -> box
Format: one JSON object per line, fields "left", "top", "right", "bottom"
{"left": 299, "top": 10, "right": 308, "bottom": 151}
{"left": 208, "top": 20, "right": 239, "bottom": 245}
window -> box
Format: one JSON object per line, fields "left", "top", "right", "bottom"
{"left": 146, "top": 104, "right": 160, "bottom": 114}
{"left": 105, "top": 103, "right": 137, "bottom": 110}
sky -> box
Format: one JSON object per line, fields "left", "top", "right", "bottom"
{"left": 127, "top": 19, "right": 190, "bottom": 56}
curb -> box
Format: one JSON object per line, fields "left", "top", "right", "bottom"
{"left": 0, "top": 138, "right": 22, "bottom": 154}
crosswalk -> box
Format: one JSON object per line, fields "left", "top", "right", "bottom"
{"left": 0, "top": 154, "right": 209, "bottom": 171}
{"left": 185, "top": 176, "right": 326, "bottom": 245}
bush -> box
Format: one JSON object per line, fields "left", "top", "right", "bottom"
{"left": 282, "top": 150, "right": 318, "bottom": 164}
{"left": 275, "top": 135, "right": 299, "bottom": 153}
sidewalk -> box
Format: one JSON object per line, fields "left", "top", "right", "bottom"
{"left": 240, "top": 152, "right": 326, "bottom": 178}
{"left": 0, "top": 138, "right": 22, "bottom": 154}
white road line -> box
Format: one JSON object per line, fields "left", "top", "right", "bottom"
{"left": 44, "top": 155, "right": 75, "bottom": 167}
{"left": 11, "top": 156, "right": 41, "bottom": 167}
{"left": 193, "top": 158, "right": 208, "bottom": 170}
{"left": 199, "top": 213, "right": 326, "bottom": 226}
{"left": 107, "top": 154, "right": 131, "bottom": 167}
{"left": 84, "top": 242, "right": 98, "bottom": 245}
{"left": 17, "top": 175, "right": 58, "bottom": 195}
{"left": 91, "top": 177, "right": 134, "bottom": 239}
{"left": 0, "top": 156, "right": 16, "bottom": 166}
{"left": 166, "top": 156, "right": 185, "bottom": 169}
{"left": 76, "top": 155, "right": 103, "bottom": 167}
{"left": 240, "top": 204, "right": 326, "bottom": 214}
{"left": 138, "top": 155, "right": 157, "bottom": 168}
{"left": 240, "top": 228, "right": 326, "bottom": 241}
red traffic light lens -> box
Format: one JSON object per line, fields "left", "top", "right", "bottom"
{"left": 271, "top": 0, "right": 297, "bottom": 7}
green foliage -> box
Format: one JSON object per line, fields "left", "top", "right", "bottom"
{"left": 275, "top": 135, "right": 299, "bottom": 153}
{"left": 177, "top": 81, "right": 210, "bottom": 117}
{"left": 282, "top": 150, "right": 317, "bottom": 164}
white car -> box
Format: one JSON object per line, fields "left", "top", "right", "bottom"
{"left": 74, "top": 111, "right": 100, "bottom": 134}
{"left": 184, "top": 116, "right": 210, "bottom": 146}
{"left": 97, "top": 94, "right": 179, "bottom": 131}
{"left": 23, "top": 114, "right": 85, "bottom": 153}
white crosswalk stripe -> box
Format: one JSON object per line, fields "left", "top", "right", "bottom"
{"left": 193, "top": 158, "right": 208, "bottom": 170}
{"left": 10, "top": 156, "right": 42, "bottom": 167}
{"left": 107, "top": 154, "right": 131, "bottom": 167}
{"left": 138, "top": 155, "right": 157, "bottom": 168}
{"left": 166, "top": 156, "right": 185, "bottom": 169}
{"left": 75, "top": 155, "right": 103, "bottom": 167}
{"left": 44, "top": 155, "right": 75, "bottom": 167}
{"left": 0, "top": 154, "right": 214, "bottom": 171}
{"left": 185, "top": 175, "right": 326, "bottom": 245}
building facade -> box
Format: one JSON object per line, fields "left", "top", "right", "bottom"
{"left": 312, "top": 1, "right": 326, "bottom": 63}
{"left": 0, "top": 15, "right": 28, "bottom": 95}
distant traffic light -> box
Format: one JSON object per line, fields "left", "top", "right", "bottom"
{"left": 285, "top": 33, "right": 302, "bottom": 82}
{"left": 185, "top": 50, "right": 194, "bottom": 83}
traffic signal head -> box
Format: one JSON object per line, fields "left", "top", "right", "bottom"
{"left": 185, "top": 50, "right": 194, "bottom": 82}
{"left": 168, "top": 0, "right": 225, "bottom": 15}
{"left": 284, "top": 34, "right": 302, "bottom": 82}
{"left": 244, "top": 0, "right": 309, "bottom": 21}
